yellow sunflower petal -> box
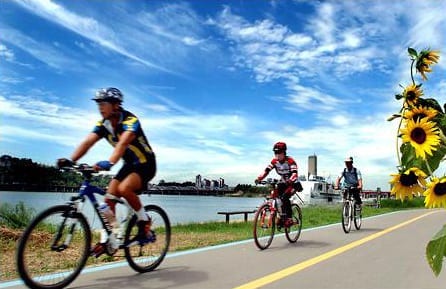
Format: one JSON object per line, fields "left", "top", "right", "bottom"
{"left": 400, "top": 118, "right": 441, "bottom": 159}
{"left": 424, "top": 177, "right": 446, "bottom": 208}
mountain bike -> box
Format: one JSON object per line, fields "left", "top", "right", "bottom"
{"left": 341, "top": 185, "right": 362, "bottom": 233}
{"left": 16, "top": 163, "right": 171, "bottom": 289}
{"left": 253, "top": 179, "right": 303, "bottom": 250}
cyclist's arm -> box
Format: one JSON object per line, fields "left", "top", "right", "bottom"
{"left": 357, "top": 178, "right": 363, "bottom": 190}
{"left": 257, "top": 160, "right": 275, "bottom": 181}
{"left": 288, "top": 159, "right": 298, "bottom": 182}
{"left": 334, "top": 174, "right": 343, "bottom": 189}
{"left": 109, "top": 130, "right": 136, "bottom": 164}
{"left": 356, "top": 169, "right": 363, "bottom": 190}
{"left": 71, "top": 132, "right": 101, "bottom": 162}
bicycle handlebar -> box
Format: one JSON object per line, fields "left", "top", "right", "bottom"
{"left": 58, "top": 163, "right": 98, "bottom": 178}
{"left": 256, "top": 179, "right": 285, "bottom": 185}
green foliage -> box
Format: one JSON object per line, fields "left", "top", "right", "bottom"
{"left": 0, "top": 154, "right": 114, "bottom": 190}
{"left": 233, "top": 184, "right": 270, "bottom": 197}
{"left": 379, "top": 197, "right": 425, "bottom": 208}
{"left": 427, "top": 224, "right": 446, "bottom": 276}
{"left": 0, "top": 202, "right": 35, "bottom": 229}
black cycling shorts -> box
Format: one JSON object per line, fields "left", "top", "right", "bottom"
{"left": 114, "top": 159, "right": 156, "bottom": 191}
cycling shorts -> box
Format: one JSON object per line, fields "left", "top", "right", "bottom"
{"left": 114, "top": 160, "right": 156, "bottom": 192}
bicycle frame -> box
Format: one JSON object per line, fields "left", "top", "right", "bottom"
{"left": 17, "top": 164, "right": 171, "bottom": 289}
{"left": 341, "top": 186, "right": 362, "bottom": 233}
{"left": 66, "top": 168, "right": 133, "bottom": 248}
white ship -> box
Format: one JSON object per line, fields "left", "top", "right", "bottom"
{"left": 292, "top": 174, "right": 342, "bottom": 206}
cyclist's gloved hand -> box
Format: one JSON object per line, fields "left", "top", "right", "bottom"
{"left": 57, "top": 158, "right": 75, "bottom": 168}
{"left": 95, "top": 160, "right": 114, "bottom": 171}
{"left": 255, "top": 178, "right": 261, "bottom": 185}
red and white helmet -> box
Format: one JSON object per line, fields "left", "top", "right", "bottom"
{"left": 273, "top": 141, "right": 287, "bottom": 153}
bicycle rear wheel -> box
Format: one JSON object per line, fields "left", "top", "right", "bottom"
{"left": 16, "top": 205, "right": 91, "bottom": 289}
{"left": 341, "top": 202, "right": 352, "bottom": 233}
{"left": 285, "top": 203, "right": 302, "bottom": 243}
{"left": 124, "top": 204, "right": 171, "bottom": 273}
{"left": 253, "top": 203, "right": 275, "bottom": 250}
{"left": 354, "top": 203, "right": 362, "bottom": 230}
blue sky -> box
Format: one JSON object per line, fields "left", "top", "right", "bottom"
{"left": 1, "top": 0, "right": 446, "bottom": 189}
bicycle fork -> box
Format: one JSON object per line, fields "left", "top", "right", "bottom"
{"left": 51, "top": 206, "right": 78, "bottom": 252}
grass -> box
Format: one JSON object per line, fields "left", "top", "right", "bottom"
{"left": 0, "top": 198, "right": 425, "bottom": 281}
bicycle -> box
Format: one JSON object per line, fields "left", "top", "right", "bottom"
{"left": 341, "top": 185, "right": 362, "bottom": 233}
{"left": 253, "top": 179, "right": 303, "bottom": 250}
{"left": 16, "top": 163, "right": 171, "bottom": 289}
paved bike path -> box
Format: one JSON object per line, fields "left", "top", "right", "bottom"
{"left": 5, "top": 209, "right": 446, "bottom": 289}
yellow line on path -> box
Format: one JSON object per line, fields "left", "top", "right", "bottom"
{"left": 234, "top": 211, "right": 437, "bottom": 289}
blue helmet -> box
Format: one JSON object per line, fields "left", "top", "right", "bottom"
{"left": 92, "top": 87, "right": 123, "bottom": 103}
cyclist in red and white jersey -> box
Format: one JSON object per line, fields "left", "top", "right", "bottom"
{"left": 255, "top": 141, "right": 300, "bottom": 227}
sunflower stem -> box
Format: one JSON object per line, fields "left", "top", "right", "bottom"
{"left": 395, "top": 107, "right": 407, "bottom": 166}
{"left": 410, "top": 59, "right": 416, "bottom": 85}
{"left": 424, "top": 160, "right": 433, "bottom": 176}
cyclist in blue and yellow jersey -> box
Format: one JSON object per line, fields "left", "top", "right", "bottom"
{"left": 57, "top": 87, "right": 156, "bottom": 255}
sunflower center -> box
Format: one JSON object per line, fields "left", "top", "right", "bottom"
{"left": 433, "top": 182, "right": 446, "bottom": 196}
{"left": 406, "top": 91, "right": 416, "bottom": 101}
{"left": 410, "top": 127, "right": 427, "bottom": 144}
{"left": 400, "top": 172, "right": 418, "bottom": 186}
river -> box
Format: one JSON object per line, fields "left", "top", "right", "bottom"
{"left": 0, "top": 191, "right": 264, "bottom": 226}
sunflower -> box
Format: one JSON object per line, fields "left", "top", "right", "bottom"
{"left": 402, "top": 84, "right": 423, "bottom": 107}
{"left": 416, "top": 50, "right": 440, "bottom": 80}
{"left": 424, "top": 176, "right": 446, "bottom": 208}
{"left": 403, "top": 106, "right": 438, "bottom": 122}
{"left": 390, "top": 167, "right": 427, "bottom": 200}
{"left": 400, "top": 117, "right": 441, "bottom": 159}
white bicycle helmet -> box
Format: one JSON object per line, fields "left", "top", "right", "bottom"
{"left": 92, "top": 87, "right": 123, "bottom": 103}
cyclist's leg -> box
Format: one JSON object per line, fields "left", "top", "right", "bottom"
{"left": 353, "top": 188, "right": 362, "bottom": 205}
{"left": 281, "top": 194, "right": 292, "bottom": 218}
{"left": 119, "top": 163, "right": 156, "bottom": 242}
{"left": 118, "top": 173, "right": 145, "bottom": 215}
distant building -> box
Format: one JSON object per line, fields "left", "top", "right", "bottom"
{"left": 195, "top": 174, "right": 202, "bottom": 188}
{"left": 308, "top": 154, "right": 317, "bottom": 178}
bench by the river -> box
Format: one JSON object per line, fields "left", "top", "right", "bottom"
{"left": 217, "top": 210, "right": 256, "bottom": 223}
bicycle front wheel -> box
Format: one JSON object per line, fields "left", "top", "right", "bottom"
{"left": 16, "top": 205, "right": 91, "bottom": 289}
{"left": 285, "top": 203, "right": 302, "bottom": 243}
{"left": 124, "top": 204, "right": 171, "bottom": 273}
{"left": 253, "top": 203, "right": 275, "bottom": 250}
{"left": 354, "top": 203, "right": 362, "bottom": 230}
{"left": 341, "top": 202, "right": 352, "bottom": 233}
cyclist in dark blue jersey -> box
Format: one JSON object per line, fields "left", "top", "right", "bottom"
{"left": 57, "top": 87, "right": 156, "bottom": 255}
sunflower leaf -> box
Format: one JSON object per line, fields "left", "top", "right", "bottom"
{"left": 418, "top": 98, "right": 444, "bottom": 114}
{"left": 426, "top": 225, "right": 446, "bottom": 276}
{"left": 435, "top": 113, "right": 446, "bottom": 136}
{"left": 408, "top": 47, "right": 418, "bottom": 58}
{"left": 387, "top": 114, "right": 401, "bottom": 121}
{"left": 400, "top": 143, "right": 422, "bottom": 169}
{"left": 426, "top": 144, "right": 446, "bottom": 173}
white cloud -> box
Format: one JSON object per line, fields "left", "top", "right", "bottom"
{"left": 0, "top": 44, "right": 15, "bottom": 61}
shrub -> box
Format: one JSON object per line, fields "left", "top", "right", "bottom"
{"left": 0, "top": 202, "right": 35, "bottom": 229}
